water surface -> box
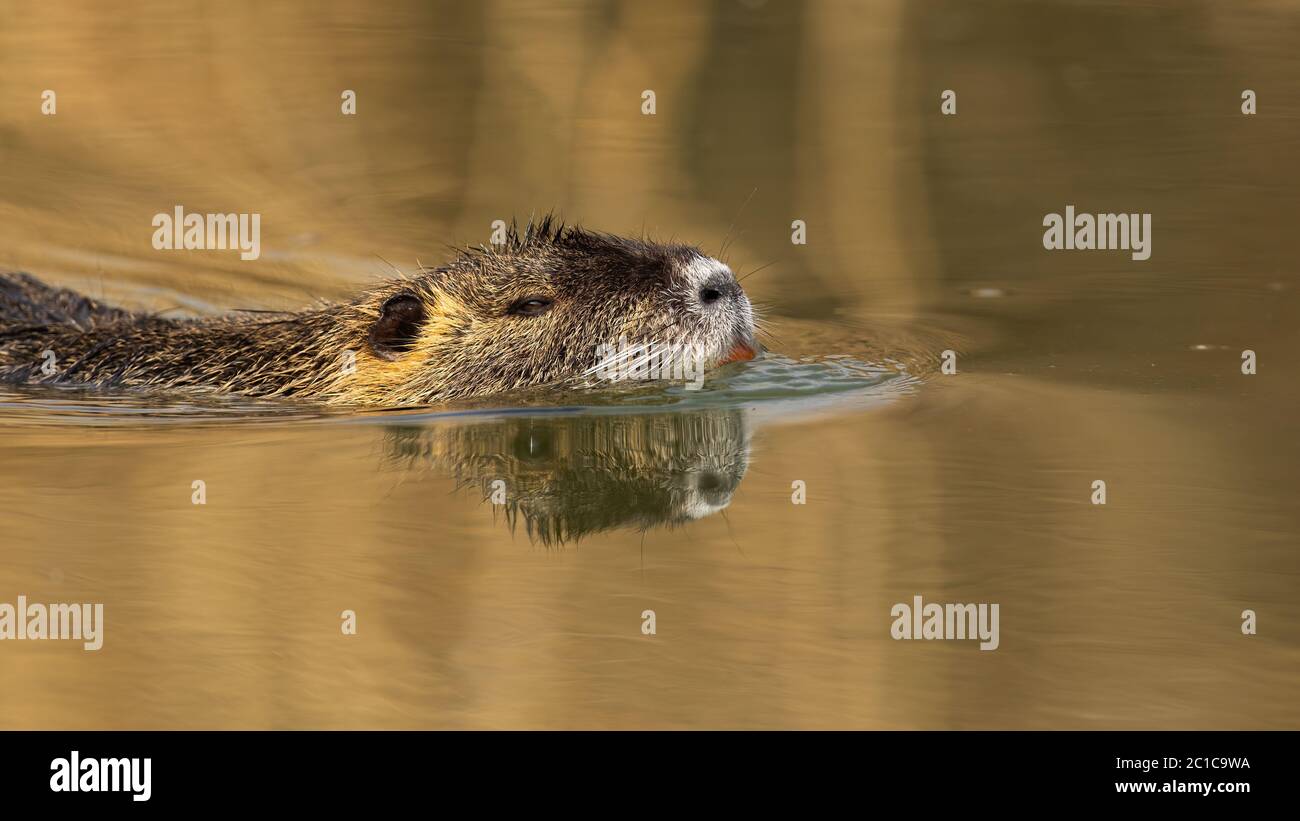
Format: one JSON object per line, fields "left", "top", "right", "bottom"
{"left": 0, "top": 0, "right": 1297, "bottom": 728}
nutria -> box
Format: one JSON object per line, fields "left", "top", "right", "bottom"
{"left": 0, "top": 219, "right": 761, "bottom": 405}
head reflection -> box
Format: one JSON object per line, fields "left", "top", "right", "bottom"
{"left": 383, "top": 408, "right": 751, "bottom": 544}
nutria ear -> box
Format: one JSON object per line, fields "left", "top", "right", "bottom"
{"left": 368, "top": 292, "right": 427, "bottom": 361}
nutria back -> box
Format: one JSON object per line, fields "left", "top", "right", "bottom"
{"left": 0, "top": 272, "right": 134, "bottom": 330}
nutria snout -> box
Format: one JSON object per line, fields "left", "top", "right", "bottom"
{"left": 0, "top": 219, "right": 761, "bottom": 405}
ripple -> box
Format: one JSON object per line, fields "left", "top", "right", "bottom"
{"left": 0, "top": 354, "right": 917, "bottom": 428}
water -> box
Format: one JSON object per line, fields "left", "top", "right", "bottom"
{"left": 1, "top": 0, "right": 1297, "bottom": 729}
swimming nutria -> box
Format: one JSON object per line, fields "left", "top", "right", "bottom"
{"left": 0, "top": 219, "right": 761, "bottom": 405}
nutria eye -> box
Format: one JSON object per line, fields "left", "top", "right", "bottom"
{"left": 508, "top": 296, "right": 553, "bottom": 317}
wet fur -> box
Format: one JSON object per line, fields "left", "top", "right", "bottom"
{"left": 0, "top": 219, "right": 756, "bottom": 406}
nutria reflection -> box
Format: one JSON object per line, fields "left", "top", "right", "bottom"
{"left": 382, "top": 408, "right": 751, "bottom": 543}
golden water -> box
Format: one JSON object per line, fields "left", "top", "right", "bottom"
{"left": 0, "top": 0, "right": 1297, "bottom": 728}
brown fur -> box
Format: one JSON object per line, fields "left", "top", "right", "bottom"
{"left": 0, "top": 219, "right": 759, "bottom": 406}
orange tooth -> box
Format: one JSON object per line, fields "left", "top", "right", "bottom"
{"left": 719, "top": 342, "right": 758, "bottom": 364}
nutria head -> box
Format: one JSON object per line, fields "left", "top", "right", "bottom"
{"left": 339, "top": 219, "right": 760, "bottom": 405}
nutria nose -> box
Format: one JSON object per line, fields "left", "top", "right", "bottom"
{"left": 697, "top": 470, "right": 725, "bottom": 492}
{"left": 697, "top": 273, "right": 739, "bottom": 306}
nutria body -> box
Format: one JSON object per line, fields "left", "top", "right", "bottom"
{"left": 0, "top": 220, "right": 760, "bottom": 406}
